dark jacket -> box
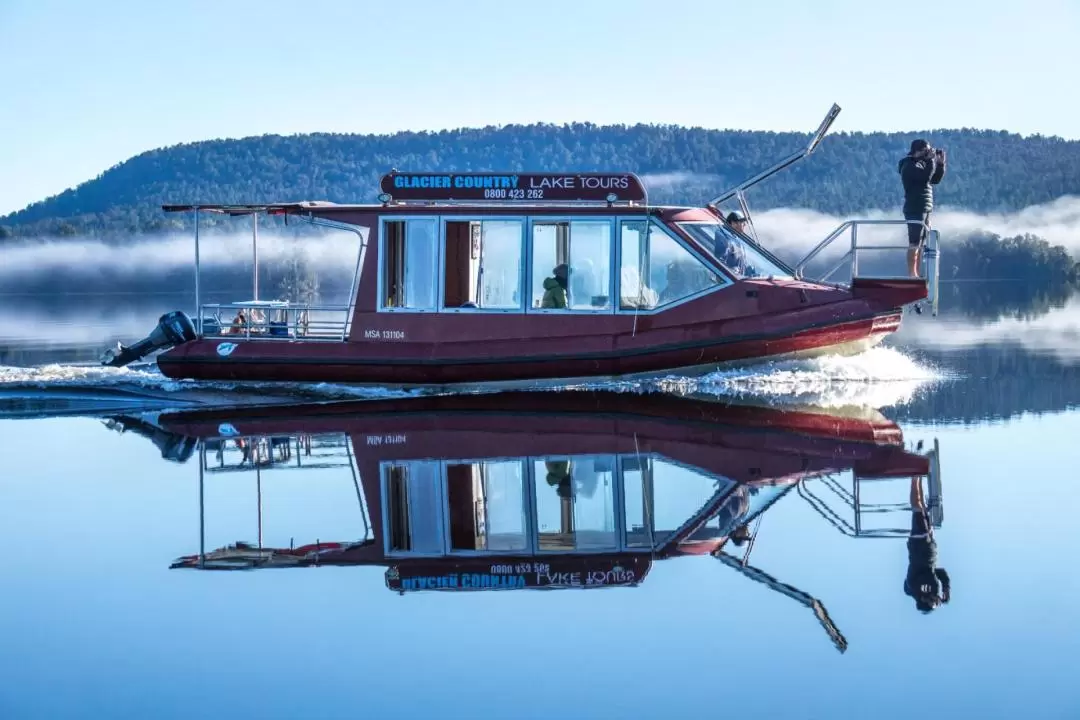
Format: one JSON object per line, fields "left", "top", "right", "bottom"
{"left": 540, "top": 277, "right": 567, "bottom": 308}
{"left": 899, "top": 151, "right": 946, "bottom": 216}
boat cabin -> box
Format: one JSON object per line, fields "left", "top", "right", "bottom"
{"left": 172, "top": 171, "right": 795, "bottom": 343}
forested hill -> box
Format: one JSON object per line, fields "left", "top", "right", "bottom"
{"left": 2, "top": 123, "right": 1080, "bottom": 238}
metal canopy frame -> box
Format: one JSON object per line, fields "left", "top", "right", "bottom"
{"left": 707, "top": 103, "right": 842, "bottom": 210}
{"left": 165, "top": 204, "right": 369, "bottom": 335}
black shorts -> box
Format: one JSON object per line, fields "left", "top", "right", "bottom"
{"left": 906, "top": 213, "right": 930, "bottom": 247}
{"left": 910, "top": 508, "right": 931, "bottom": 538}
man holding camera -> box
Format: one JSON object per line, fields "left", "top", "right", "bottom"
{"left": 899, "top": 138, "right": 946, "bottom": 278}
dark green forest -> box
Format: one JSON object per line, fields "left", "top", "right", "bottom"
{"left": 2, "top": 123, "right": 1079, "bottom": 239}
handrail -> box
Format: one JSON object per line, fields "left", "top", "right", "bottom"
{"left": 200, "top": 301, "right": 352, "bottom": 341}
{"left": 794, "top": 218, "right": 930, "bottom": 277}
{"left": 296, "top": 214, "right": 369, "bottom": 338}
{"left": 793, "top": 217, "right": 941, "bottom": 315}
{"left": 797, "top": 471, "right": 940, "bottom": 539}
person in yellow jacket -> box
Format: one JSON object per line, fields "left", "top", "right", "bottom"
{"left": 541, "top": 264, "right": 569, "bottom": 309}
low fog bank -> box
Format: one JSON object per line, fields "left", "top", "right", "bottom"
{"left": 745, "top": 195, "right": 1080, "bottom": 270}
{"left": 0, "top": 230, "right": 361, "bottom": 298}
{"left": 2, "top": 196, "right": 1078, "bottom": 296}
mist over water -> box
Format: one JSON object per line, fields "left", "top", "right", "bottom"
{"left": 2, "top": 195, "right": 1079, "bottom": 290}
{"left": 896, "top": 294, "right": 1080, "bottom": 362}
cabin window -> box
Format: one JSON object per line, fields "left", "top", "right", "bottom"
{"left": 677, "top": 221, "right": 793, "bottom": 279}
{"left": 533, "top": 456, "right": 618, "bottom": 551}
{"left": 530, "top": 220, "right": 613, "bottom": 311}
{"left": 620, "top": 455, "right": 654, "bottom": 548}
{"left": 384, "top": 462, "right": 445, "bottom": 554}
{"left": 381, "top": 219, "right": 438, "bottom": 310}
{"left": 443, "top": 220, "right": 523, "bottom": 310}
{"left": 619, "top": 220, "right": 726, "bottom": 310}
{"left": 445, "top": 460, "right": 529, "bottom": 552}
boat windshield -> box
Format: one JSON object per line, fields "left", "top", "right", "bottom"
{"left": 676, "top": 221, "right": 793, "bottom": 280}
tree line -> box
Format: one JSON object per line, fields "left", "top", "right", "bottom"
{"left": 2, "top": 124, "right": 1079, "bottom": 239}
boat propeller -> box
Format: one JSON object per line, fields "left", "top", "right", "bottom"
{"left": 100, "top": 310, "right": 197, "bottom": 368}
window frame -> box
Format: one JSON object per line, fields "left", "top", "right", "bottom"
{"left": 437, "top": 215, "right": 529, "bottom": 314}
{"left": 439, "top": 457, "right": 534, "bottom": 556}
{"left": 531, "top": 453, "right": 627, "bottom": 554}
{"left": 377, "top": 215, "right": 443, "bottom": 313}
{"left": 614, "top": 217, "right": 735, "bottom": 316}
{"left": 526, "top": 216, "right": 618, "bottom": 315}
{"left": 674, "top": 219, "right": 796, "bottom": 280}
{"left": 374, "top": 214, "right": 736, "bottom": 316}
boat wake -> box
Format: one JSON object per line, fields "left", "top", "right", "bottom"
{"left": 0, "top": 362, "right": 421, "bottom": 398}
{"left": 557, "top": 347, "right": 949, "bottom": 409}
{"left": 0, "top": 347, "right": 948, "bottom": 418}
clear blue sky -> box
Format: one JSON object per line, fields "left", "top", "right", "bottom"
{"left": 1, "top": 0, "right": 1077, "bottom": 216}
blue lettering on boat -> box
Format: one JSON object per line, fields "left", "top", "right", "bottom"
{"left": 399, "top": 573, "right": 526, "bottom": 590}
{"left": 452, "top": 175, "right": 519, "bottom": 189}
{"left": 393, "top": 175, "right": 451, "bottom": 189}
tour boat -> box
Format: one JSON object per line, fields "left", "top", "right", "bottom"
{"left": 116, "top": 390, "right": 939, "bottom": 652}
{"left": 100, "top": 104, "right": 941, "bottom": 389}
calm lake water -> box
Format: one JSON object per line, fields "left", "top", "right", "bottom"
{"left": 2, "top": 284, "right": 1079, "bottom": 720}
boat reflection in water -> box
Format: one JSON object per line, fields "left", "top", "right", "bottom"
{"left": 107, "top": 390, "right": 942, "bottom": 652}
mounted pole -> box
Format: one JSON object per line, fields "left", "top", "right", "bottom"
{"left": 252, "top": 212, "right": 259, "bottom": 301}
{"left": 194, "top": 208, "right": 202, "bottom": 334}
{"left": 198, "top": 442, "right": 206, "bottom": 569}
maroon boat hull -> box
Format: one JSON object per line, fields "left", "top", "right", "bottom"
{"left": 158, "top": 307, "right": 903, "bottom": 386}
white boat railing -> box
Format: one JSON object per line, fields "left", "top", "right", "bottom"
{"left": 199, "top": 300, "right": 352, "bottom": 341}
{"left": 795, "top": 440, "right": 942, "bottom": 538}
{"left": 793, "top": 218, "right": 940, "bottom": 315}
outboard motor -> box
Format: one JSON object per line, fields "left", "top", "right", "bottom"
{"left": 103, "top": 416, "right": 197, "bottom": 463}
{"left": 101, "top": 310, "right": 197, "bottom": 368}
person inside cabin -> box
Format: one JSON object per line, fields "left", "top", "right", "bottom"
{"left": 545, "top": 460, "right": 573, "bottom": 499}
{"left": 899, "top": 138, "right": 947, "bottom": 279}
{"left": 903, "top": 475, "right": 951, "bottom": 613}
{"left": 712, "top": 213, "right": 749, "bottom": 276}
{"left": 701, "top": 484, "right": 753, "bottom": 552}
{"left": 570, "top": 257, "right": 600, "bottom": 307}
{"left": 541, "top": 263, "right": 569, "bottom": 309}
{"left": 726, "top": 210, "right": 750, "bottom": 237}
{"left": 660, "top": 261, "right": 689, "bottom": 304}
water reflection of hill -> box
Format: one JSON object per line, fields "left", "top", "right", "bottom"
{"left": 938, "top": 281, "right": 1075, "bottom": 322}
{"left": 888, "top": 344, "right": 1080, "bottom": 425}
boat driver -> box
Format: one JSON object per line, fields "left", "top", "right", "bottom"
{"left": 726, "top": 210, "right": 750, "bottom": 236}
{"left": 712, "top": 212, "right": 748, "bottom": 275}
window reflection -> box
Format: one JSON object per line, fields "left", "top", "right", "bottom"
{"left": 446, "top": 460, "right": 528, "bottom": 552}
{"left": 534, "top": 457, "right": 618, "bottom": 551}
{"left": 385, "top": 461, "right": 443, "bottom": 553}
{"left": 383, "top": 452, "right": 739, "bottom": 556}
